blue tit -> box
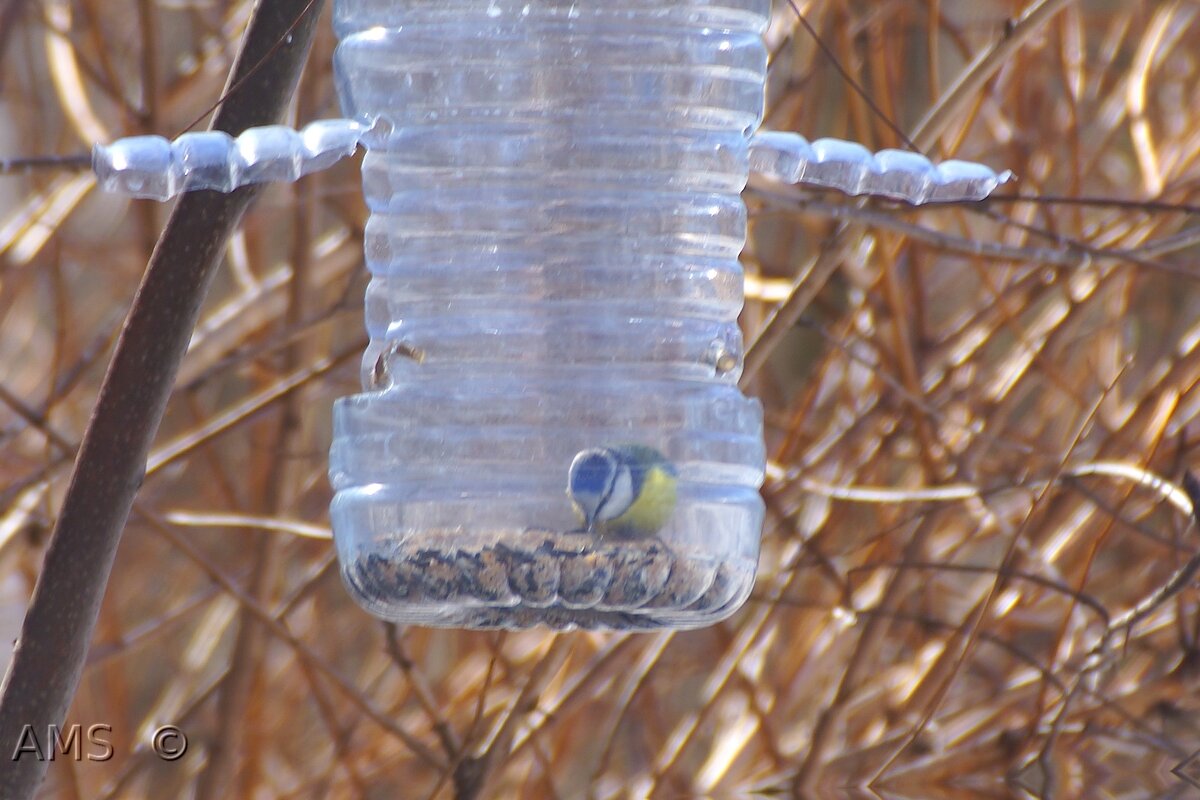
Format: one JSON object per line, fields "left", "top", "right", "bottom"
{"left": 567, "top": 444, "right": 678, "bottom": 539}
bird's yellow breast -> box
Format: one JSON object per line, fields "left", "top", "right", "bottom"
{"left": 598, "top": 463, "right": 678, "bottom": 539}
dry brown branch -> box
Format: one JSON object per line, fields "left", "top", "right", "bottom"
{"left": 0, "top": 2, "right": 326, "bottom": 798}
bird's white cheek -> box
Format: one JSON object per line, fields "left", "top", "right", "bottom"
{"left": 598, "top": 469, "right": 634, "bottom": 521}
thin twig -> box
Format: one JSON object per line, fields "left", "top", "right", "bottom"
{"left": 910, "top": 0, "right": 1078, "bottom": 152}
{"left": 385, "top": 623, "right": 463, "bottom": 760}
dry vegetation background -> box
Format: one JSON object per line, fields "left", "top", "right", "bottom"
{"left": 1, "top": 0, "right": 1200, "bottom": 798}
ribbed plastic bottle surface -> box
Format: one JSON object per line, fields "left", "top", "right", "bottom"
{"left": 328, "top": 0, "right": 768, "bottom": 629}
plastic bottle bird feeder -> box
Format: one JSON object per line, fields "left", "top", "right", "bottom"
{"left": 79, "top": 0, "right": 1016, "bottom": 633}
{"left": 88, "top": 0, "right": 1012, "bottom": 630}
{"left": 326, "top": 0, "right": 769, "bottom": 630}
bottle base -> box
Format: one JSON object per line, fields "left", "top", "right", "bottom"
{"left": 338, "top": 529, "right": 756, "bottom": 631}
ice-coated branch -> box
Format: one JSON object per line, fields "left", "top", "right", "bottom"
{"left": 90, "top": 122, "right": 1012, "bottom": 207}
{"left": 749, "top": 130, "right": 1013, "bottom": 204}
{"left": 91, "top": 118, "right": 364, "bottom": 201}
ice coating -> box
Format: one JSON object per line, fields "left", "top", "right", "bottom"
{"left": 750, "top": 130, "right": 1013, "bottom": 204}
{"left": 92, "top": 123, "right": 1011, "bottom": 206}
{"left": 91, "top": 119, "right": 365, "bottom": 201}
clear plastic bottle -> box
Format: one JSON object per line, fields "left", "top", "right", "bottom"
{"left": 328, "top": 0, "right": 769, "bottom": 630}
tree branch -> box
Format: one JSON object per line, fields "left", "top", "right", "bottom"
{"left": 0, "top": 2, "right": 326, "bottom": 797}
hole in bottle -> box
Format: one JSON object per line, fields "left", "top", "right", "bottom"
{"left": 369, "top": 340, "right": 425, "bottom": 390}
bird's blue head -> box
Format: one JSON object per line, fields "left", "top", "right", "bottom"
{"left": 567, "top": 448, "right": 629, "bottom": 531}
